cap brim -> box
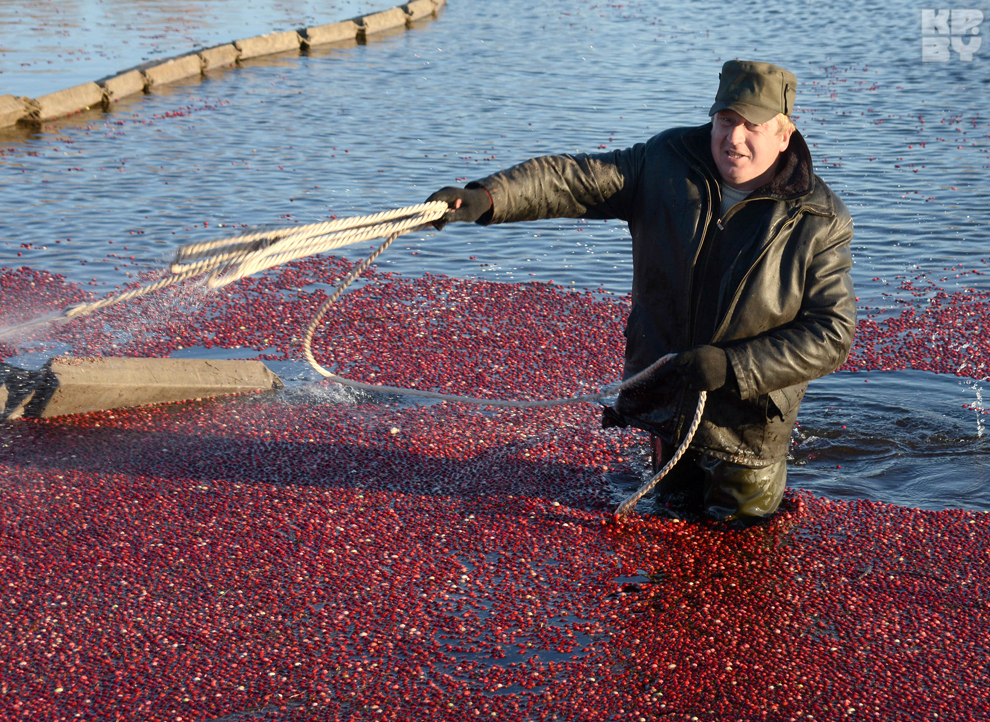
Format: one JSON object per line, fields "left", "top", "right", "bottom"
{"left": 708, "top": 100, "right": 779, "bottom": 125}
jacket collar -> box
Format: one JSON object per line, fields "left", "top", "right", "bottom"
{"left": 675, "top": 122, "right": 823, "bottom": 207}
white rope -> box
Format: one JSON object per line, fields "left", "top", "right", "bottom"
{"left": 172, "top": 204, "right": 446, "bottom": 290}
{"left": 48, "top": 203, "right": 449, "bottom": 322}
{"left": 5, "top": 200, "right": 706, "bottom": 519}
{"left": 613, "top": 390, "right": 707, "bottom": 521}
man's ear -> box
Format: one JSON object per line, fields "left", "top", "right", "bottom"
{"left": 777, "top": 123, "right": 793, "bottom": 153}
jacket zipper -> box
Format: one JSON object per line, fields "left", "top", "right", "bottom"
{"left": 692, "top": 191, "right": 750, "bottom": 345}
{"left": 686, "top": 173, "right": 716, "bottom": 344}
{"left": 707, "top": 196, "right": 764, "bottom": 338}
{"left": 710, "top": 212, "right": 800, "bottom": 343}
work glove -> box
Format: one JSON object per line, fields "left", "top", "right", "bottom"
{"left": 425, "top": 186, "right": 492, "bottom": 229}
{"left": 661, "top": 345, "right": 732, "bottom": 392}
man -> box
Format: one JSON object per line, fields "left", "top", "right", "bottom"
{"left": 426, "top": 60, "right": 856, "bottom": 524}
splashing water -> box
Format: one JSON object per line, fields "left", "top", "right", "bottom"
{"left": 971, "top": 381, "right": 985, "bottom": 439}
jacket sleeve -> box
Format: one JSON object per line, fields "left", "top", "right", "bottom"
{"left": 725, "top": 212, "right": 857, "bottom": 400}
{"left": 468, "top": 146, "right": 646, "bottom": 225}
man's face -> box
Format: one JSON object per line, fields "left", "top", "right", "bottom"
{"left": 710, "top": 109, "right": 791, "bottom": 192}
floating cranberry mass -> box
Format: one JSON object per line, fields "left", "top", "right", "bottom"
{"left": 0, "top": 258, "right": 988, "bottom": 720}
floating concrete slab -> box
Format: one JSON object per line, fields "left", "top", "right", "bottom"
{"left": 99, "top": 70, "right": 147, "bottom": 103}
{"left": 359, "top": 7, "right": 410, "bottom": 36}
{"left": 235, "top": 31, "right": 302, "bottom": 60}
{"left": 303, "top": 20, "right": 360, "bottom": 47}
{"left": 0, "top": 95, "right": 29, "bottom": 129}
{"left": 199, "top": 44, "right": 240, "bottom": 71}
{"left": 31, "top": 82, "right": 105, "bottom": 122}
{"left": 403, "top": 0, "right": 437, "bottom": 22}
{"left": 144, "top": 55, "right": 203, "bottom": 88}
{"left": 0, "top": 357, "right": 283, "bottom": 421}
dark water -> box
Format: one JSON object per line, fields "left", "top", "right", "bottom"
{"left": 0, "top": 0, "right": 987, "bottom": 510}
{"left": 792, "top": 371, "right": 988, "bottom": 511}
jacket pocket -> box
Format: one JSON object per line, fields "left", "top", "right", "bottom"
{"left": 698, "top": 389, "right": 770, "bottom": 459}
{"left": 768, "top": 384, "right": 807, "bottom": 421}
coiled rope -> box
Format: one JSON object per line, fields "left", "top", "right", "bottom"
{"left": 5, "top": 201, "right": 705, "bottom": 518}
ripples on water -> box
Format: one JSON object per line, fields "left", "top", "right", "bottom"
{"left": 0, "top": 0, "right": 382, "bottom": 97}
{"left": 0, "top": 0, "right": 987, "bottom": 509}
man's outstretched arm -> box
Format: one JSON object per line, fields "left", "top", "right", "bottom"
{"left": 426, "top": 147, "right": 646, "bottom": 228}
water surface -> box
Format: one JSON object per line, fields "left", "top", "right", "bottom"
{"left": 0, "top": 0, "right": 385, "bottom": 96}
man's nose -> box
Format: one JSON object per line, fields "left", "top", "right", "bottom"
{"left": 727, "top": 122, "right": 747, "bottom": 144}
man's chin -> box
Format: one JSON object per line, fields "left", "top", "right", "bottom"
{"left": 718, "top": 165, "right": 763, "bottom": 190}
{"left": 718, "top": 172, "right": 746, "bottom": 188}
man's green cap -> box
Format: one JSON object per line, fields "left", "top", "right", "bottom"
{"left": 708, "top": 60, "right": 797, "bottom": 125}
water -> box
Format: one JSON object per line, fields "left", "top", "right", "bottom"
{"left": 0, "top": 0, "right": 988, "bottom": 511}
{"left": 0, "top": 0, "right": 386, "bottom": 97}
{"left": 792, "top": 371, "right": 989, "bottom": 511}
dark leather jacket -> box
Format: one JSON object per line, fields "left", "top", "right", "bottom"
{"left": 470, "top": 123, "right": 856, "bottom": 466}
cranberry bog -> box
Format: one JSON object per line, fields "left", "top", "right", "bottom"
{"left": 1, "top": 0, "right": 989, "bottom": 719}
{"left": 1, "top": 258, "right": 988, "bottom": 721}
